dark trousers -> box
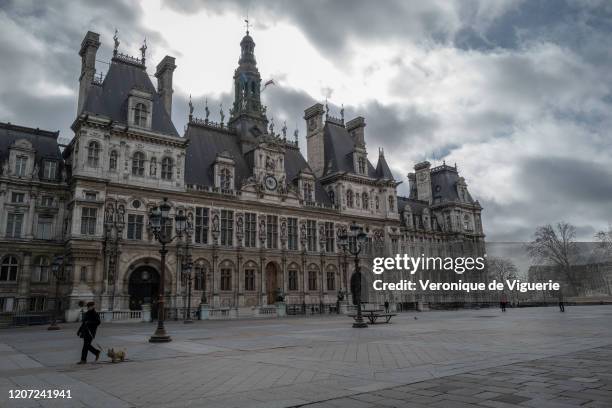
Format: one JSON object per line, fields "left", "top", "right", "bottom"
{"left": 559, "top": 302, "right": 565, "bottom": 312}
{"left": 81, "top": 335, "right": 99, "bottom": 361}
{"left": 501, "top": 302, "right": 506, "bottom": 312}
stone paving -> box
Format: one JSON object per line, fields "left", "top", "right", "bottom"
{"left": 0, "top": 306, "right": 610, "bottom": 407}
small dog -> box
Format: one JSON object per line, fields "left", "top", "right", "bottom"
{"left": 107, "top": 348, "right": 127, "bottom": 363}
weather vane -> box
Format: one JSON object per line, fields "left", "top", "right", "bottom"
{"left": 140, "top": 38, "right": 147, "bottom": 63}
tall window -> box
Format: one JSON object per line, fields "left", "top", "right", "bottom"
{"left": 266, "top": 215, "right": 278, "bottom": 249}
{"left": 324, "top": 222, "right": 335, "bottom": 253}
{"left": 127, "top": 214, "right": 144, "bottom": 240}
{"left": 87, "top": 141, "right": 100, "bottom": 167}
{"left": 109, "top": 151, "right": 118, "bottom": 171}
{"left": 244, "top": 212, "right": 257, "bottom": 248}
{"left": 220, "top": 210, "right": 233, "bottom": 246}
{"left": 375, "top": 196, "right": 380, "bottom": 210}
{"left": 41, "top": 196, "right": 54, "bottom": 207}
{"left": 326, "top": 271, "right": 335, "bottom": 291}
{"left": 43, "top": 160, "right": 57, "bottom": 179}
{"left": 134, "top": 103, "right": 148, "bottom": 127}
{"left": 0, "top": 297, "right": 15, "bottom": 312}
{"left": 362, "top": 193, "right": 369, "bottom": 210}
{"left": 328, "top": 190, "right": 335, "bottom": 205}
{"left": 219, "top": 168, "right": 232, "bottom": 190}
{"left": 132, "top": 152, "right": 145, "bottom": 176}
{"left": 15, "top": 156, "right": 27, "bottom": 176}
{"left": 388, "top": 195, "right": 395, "bottom": 212}
{"left": 194, "top": 265, "right": 206, "bottom": 290}
{"left": 464, "top": 214, "right": 471, "bottom": 231}
{"left": 346, "top": 190, "right": 354, "bottom": 208}
{"left": 149, "top": 157, "right": 157, "bottom": 177}
{"left": 0, "top": 256, "right": 18, "bottom": 281}
{"left": 6, "top": 213, "right": 23, "bottom": 238}
{"left": 36, "top": 216, "right": 53, "bottom": 240}
{"left": 287, "top": 217, "right": 298, "bottom": 251}
{"left": 306, "top": 220, "right": 317, "bottom": 252}
{"left": 303, "top": 182, "right": 313, "bottom": 202}
{"left": 308, "top": 270, "right": 317, "bottom": 291}
{"left": 80, "top": 207, "right": 97, "bottom": 235}
{"left": 32, "top": 257, "right": 49, "bottom": 282}
{"left": 244, "top": 269, "right": 255, "bottom": 291}
{"left": 161, "top": 157, "right": 173, "bottom": 180}
{"left": 220, "top": 268, "right": 232, "bottom": 291}
{"left": 195, "top": 207, "right": 209, "bottom": 244}
{"left": 358, "top": 157, "right": 366, "bottom": 174}
{"left": 288, "top": 270, "right": 298, "bottom": 291}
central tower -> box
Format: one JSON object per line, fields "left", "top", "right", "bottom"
{"left": 229, "top": 27, "right": 269, "bottom": 139}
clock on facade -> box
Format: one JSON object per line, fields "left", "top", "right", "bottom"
{"left": 264, "top": 175, "right": 277, "bottom": 191}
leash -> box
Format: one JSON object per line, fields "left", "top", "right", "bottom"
{"left": 86, "top": 327, "right": 105, "bottom": 352}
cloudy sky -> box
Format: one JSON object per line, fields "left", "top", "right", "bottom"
{"left": 1, "top": 0, "right": 611, "bottom": 242}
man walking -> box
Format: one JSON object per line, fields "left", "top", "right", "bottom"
{"left": 500, "top": 292, "right": 508, "bottom": 312}
{"left": 77, "top": 301, "right": 101, "bottom": 364}
{"left": 384, "top": 300, "right": 390, "bottom": 313}
{"left": 558, "top": 291, "right": 565, "bottom": 312}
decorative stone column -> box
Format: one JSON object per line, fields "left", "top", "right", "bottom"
{"left": 16, "top": 252, "right": 32, "bottom": 312}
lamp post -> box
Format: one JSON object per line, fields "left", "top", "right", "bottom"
{"left": 338, "top": 221, "right": 368, "bottom": 328}
{"left": 148, "top": 198, "right": 188, "bottom": 343}
{"left": 48, "top": 255, "right": 65, "bottom": 330}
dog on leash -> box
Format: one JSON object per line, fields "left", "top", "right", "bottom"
{"left": 107, "top": 348, "right": 127, "bottom": 363}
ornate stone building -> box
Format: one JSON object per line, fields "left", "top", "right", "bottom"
{"left": 0, "top": 29, "right": 485, "bottom": 320}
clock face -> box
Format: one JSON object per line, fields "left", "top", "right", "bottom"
{"left": 265, "top": 175, "right": 277, "bottom": 191}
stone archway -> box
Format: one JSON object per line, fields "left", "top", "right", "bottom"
{"left": 265, "top": 262, "right": 279, "bottom": 305}
{"left": 128, "top": 266, "right": 160, "bottom": 318}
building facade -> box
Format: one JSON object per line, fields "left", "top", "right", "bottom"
{"left": 0, "top": 29, "right": 485, "bottom": 320}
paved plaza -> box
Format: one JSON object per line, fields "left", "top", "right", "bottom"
{"left": 0, "top": 306, "right": 611, "bottom": 407}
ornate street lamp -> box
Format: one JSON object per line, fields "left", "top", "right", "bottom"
{"left": 181, "top": 215, "right": 195, "bottom": 323}
{"left": 48, "top": 255, "right": 65, "bottom": 330}
{"left": 338, "top": 221, "right": 368, "bottom": 328}
{"left": 147, "top": 198, "right": 188, "bottom": 343}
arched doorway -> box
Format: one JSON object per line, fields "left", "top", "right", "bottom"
{"left": 129, "top": 266, "right": 160, "bottom": 318}
{"left": 265, "top": 262, "right": 278, "bottom": 305}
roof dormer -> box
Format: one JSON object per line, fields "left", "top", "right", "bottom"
{"left": 128, "top": 88, "right": 153, "bottom": 129}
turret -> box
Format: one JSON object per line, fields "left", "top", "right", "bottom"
{"left": 155, "top": 56, "right": 177, "bottom": 117}
{"left": 304, "top": 103, "right": 325, "bottom": 177}
{"left": 77, "top": 31, "right": 100, "bottom": 115}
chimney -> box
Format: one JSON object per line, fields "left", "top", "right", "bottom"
{"left": 414, "top": 161, "right": 432, "bottom": 204}
{"left": 407, "top": 172, "right": 417, "bottom": 198}
{"left": 77, "top": 31, "right": 100, "bottom": 115}
{"left": 155, "top": 56, "right": 177, "bottom": 117}
{"left": 304, "top": 103, "right": 325, "bottom": 177}
{"left": 346, "top": 116, "right": 366, "bottom": 147}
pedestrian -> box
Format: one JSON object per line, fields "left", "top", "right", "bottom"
{"left": 500, "top": 292, "right": 508, "bottom": 312}
{"left": 77, "top": 301, "right": 101, "bottom": 364}
{"left": 384, "top": 300, "right": 389, "bottom": 313}
{"left": 558, "top": 291, "right": 565, "bottom": 312}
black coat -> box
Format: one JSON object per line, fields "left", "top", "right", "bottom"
{"left": 77, "top": 309, "right": 101, "bottom": 338}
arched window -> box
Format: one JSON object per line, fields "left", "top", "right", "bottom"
{"left": 219, "top": 168, "right": 232, "bottom": 190}
{"left": 303, "top": 182, "right": 313, "bottom": 202}
{"left": 134, "top": 103, "right": 148, "bottom": 127}
{"left": 0, "top": 256, "right": 19, "bottom": 281}
{"left": 362, "top": 193, "right": 369, "bottom": 210}
{"left": 358, "top": 157, "right": 366, "bottom": 174}
{"left": 87, "top": 141, "right": 100, "bottom": 167}
{"left": 33, "top": 256, "right": 49, "bottom": 282}
{"left": 463, "top": 214, "right": 471, "bottom": 231}
{"left": 149, "top": 157, "right": 157, "bottom": 177}
{"left": 388, "top": 195, "right": 395, "bottom": 212}
{"left": 161, "top": 157, "right": 173, "bottom": 180}
{"left": 194, "top": 265, "right": 206, "bottom": 291}
{"left": 132, "top": 152, "right": 145, "bottom": 176}
{"left": 109, "top": 150, "right": 118, "bottom": 171}
{"left": 220, "top": 268, "right": 232, "bottom": 291}
{"left": 328, "top": 190, "right": 335, "bottom": 205}
{"left": 346, "top": 190, "right": 354, "bottom": 208}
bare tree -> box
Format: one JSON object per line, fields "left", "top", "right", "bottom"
{"left": 595, "top": 223, "right": 612, "bottom": 257}
{"left": 487, "top": 257, "right": 519, "bottom": 282}
{"left": 527, "top": 222, "right": 577, "bottom": 293}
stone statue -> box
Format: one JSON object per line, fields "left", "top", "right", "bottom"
{"left": 188, "top": 95, "right": 194, "bottom": 117}
{"left": 340, "top": 104, "right": 344, "bottom": 121}
{"left": 294, "top": 128, "right": 299, "bottom": 143}
{"left": 265, "top": 155, "right": 275, "bottom": 171}
{"left": 113, "top": 29, "right": 119, "bottom": 55}
{"left": 269, "top": 118, "right": 275, "bottom": 135}
{"left": 140, "top": 38, "right": 147, "bottom": 62}
{"left": 205, "top": 98, "right": 210, "bottom": 121}
{"left": 219, "top": 104, "right": 225, "bottom": 124}
{"left": 282, "top": 121, "right": 287, "bottom": 140}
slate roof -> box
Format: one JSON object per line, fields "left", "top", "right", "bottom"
{"left": 375, "top": 153, "right": 394, "bottom": 180}
{"left": 0, "top": 122, "right": 63, "bottom": 180}
{"left": 322, "top": 122, "right": 378, "bottom": 177}
{"left": 81, "top": 58, "right": 178, "bottom": 136}
{"left": 185, "top": 123, "right": 332, "bottom": 205}
{"left": 431, "top": 166, "right": 474, "bottom": 204}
